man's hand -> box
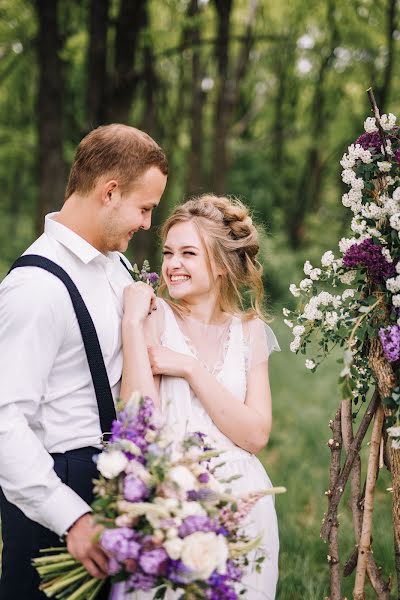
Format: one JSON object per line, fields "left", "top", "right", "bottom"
{"left": 66, "top": 513, "right": 109, "bottom": 579}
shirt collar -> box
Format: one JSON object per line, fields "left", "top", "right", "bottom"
{"left": 45, "top": 212, "right": 108, "bottom": 265}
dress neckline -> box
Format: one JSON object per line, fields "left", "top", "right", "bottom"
{"left": 163, "top": 300, "right": 238, "bottom": 376}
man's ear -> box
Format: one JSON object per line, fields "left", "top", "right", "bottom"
{"left": 102, "top": 180, "right": 119, "bottom": 205}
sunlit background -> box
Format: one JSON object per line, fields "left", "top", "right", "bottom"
{"left": 0, "top": 1, "right": 399, "bottom": 597}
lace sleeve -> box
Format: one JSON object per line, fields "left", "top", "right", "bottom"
{"left": 144, "top": 298, "right": 165, "bottom": 346}
{"left": 244, "top": 317, "right": 280, "bottom": 370}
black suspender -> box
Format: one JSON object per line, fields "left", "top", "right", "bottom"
{"left": 8, "top": 254, "right": 125, "bottom": 440}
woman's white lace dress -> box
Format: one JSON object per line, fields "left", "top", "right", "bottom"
{"left": 111, "top": 299, "right": 280, "bottom": 600}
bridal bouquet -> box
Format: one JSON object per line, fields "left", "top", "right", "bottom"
{"left": 34, "top": 394, "right": 285, "bottom": 599}
{"left": 284, "top": 109, "right": 400, "bottom": 447}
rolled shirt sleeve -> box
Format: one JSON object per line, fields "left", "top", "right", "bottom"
{"left": 0, "top": 269, "right": 91, "bottom": 536}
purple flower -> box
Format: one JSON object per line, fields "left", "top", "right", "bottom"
{"left": 178, "top": 515, "right": 218, "bottom": 537}
{"left": 138, "top": 548, "right": 168, "bottom": 576}
{"left": 168, "top": 559, "right": 194, "bottom": 584}
{"left": 355, "top": 127, "right": 399, "bottom": 152}
{"left": 355, "top": 130, "right": 383, "bottom": 152}
{"left": 100, "top": 528, "right": 140, "bottom": 562}
{"left": 343, "top": 239, "right": 396, "bottom": 284}
{"left": 396, "top": 148, "right": 400, "bottom": 165}
{"left": 187, "top": 488, "right": 218, "bottom": 502}
{"left": 379, "top": 325, "right": 400, "bottom": 362}
{"left": 107, "top": 556, "right": 121, "bottom": 576}
{"left": 123, "top": 475, "right": 149, "bottom": 502}
{"left": 126, "top": 571, "right": 156, "bottom": 591}
{"left": 198, "top": 472, "right": 209, "bottom": 484}
{"left": 206, "top": 571, "right": 239, "bottom": 600}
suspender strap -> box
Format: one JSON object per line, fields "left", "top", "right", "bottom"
{"left": 8, "top": 254, "right": 117, "bottom": 439}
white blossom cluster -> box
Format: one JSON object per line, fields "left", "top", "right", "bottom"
{"left": 363, "top": 113, "right": 397, "bottom": 133}
{"left": 340, "top": 143, "right": 372, "bottom": 169}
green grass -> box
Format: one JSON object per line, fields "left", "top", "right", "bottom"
{"left": 261, "top": 318, "right": 395, "bottom": 599}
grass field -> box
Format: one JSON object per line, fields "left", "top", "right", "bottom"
{"left": 263, "top": 318, "right": 395, "bottom": 599}
{"left": 0, "top": 319, "right": 396, "bottom": 599}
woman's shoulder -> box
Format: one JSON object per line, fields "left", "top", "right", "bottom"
{"left": 241, "top": 315, "right": 280, "bottom": 356}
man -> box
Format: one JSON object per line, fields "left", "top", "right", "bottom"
{"left": 0, "top": 124, "right": 168, "bottom": 599}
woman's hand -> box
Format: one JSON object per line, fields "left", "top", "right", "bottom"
{"left": 123, "top": 282, "right": 156, "bottom": 326}
{"left": 148, "top": 346, "right": 197, "bottom": 378}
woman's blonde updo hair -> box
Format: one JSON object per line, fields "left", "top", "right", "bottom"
{"left": 158, "top": 194, "right": 268, "bottom": 321}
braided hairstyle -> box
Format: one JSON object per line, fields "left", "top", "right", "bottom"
{"left": 158, "top": 194, "right": 268, "bottom": 321}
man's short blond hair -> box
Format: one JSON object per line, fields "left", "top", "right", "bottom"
{"left": 65, "top": 124, "right": 168, "bottom": 199}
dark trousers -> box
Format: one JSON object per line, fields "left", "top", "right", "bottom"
{"left": 0, "top": 447, "right": 110, "bottom": 600}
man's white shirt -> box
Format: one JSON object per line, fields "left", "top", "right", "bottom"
{"left": 0, "top": 214, "right": 133, "bottom": 536}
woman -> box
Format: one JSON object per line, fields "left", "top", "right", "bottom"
{"left": 115, "top": 195, "right": 280, "bottom": 599}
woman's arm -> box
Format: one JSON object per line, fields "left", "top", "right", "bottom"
{"left": 120, "top": 284, "right": 161, "bottom": 408}
{"left": 185, "top": 359, "right": 271, "bottom": 454}
{"left": 148, "top": 345, "right": 271, "bottom": 454}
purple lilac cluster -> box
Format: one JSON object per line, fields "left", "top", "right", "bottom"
{"left": 124, "top": 475, "right": 149, "bottom": 502}
{"left": 204, "top": 562, "right": 243, "bottom": 600}
{"left": 140, "top": 271, "right": 159, "bottom": 286}
{"left": 379, "top": 325, "right": 400, "bottom": 362}
{"left": 101, "top": 527, "right": 141, "bottom": 572}
{"left": 343, "top": 239, "right": 396, "bottom": 285}
{"left": 356, "top": 127, "right": 400, "bottom": 154}
{"left": 178, "top": 515, "right": 219, "bottom": 537}
{"left": 110, "top": 396, "right": 155, "bottom": 459}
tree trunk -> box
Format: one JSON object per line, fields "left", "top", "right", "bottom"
{"left": 210, "top": 0, "right": 232, "bottom": 194}
{"left": 86, "top": 0, "right": 110, "bottom": 129}
{"left": 109, "top": 0, "right": 147, "bottom": 123}
{"left": 186, "top": 0, "right": 205, "bottom": 196}
{"left": 34, "top": 0, "right": 66, "bottom": 235}
{"left": 376, "top": 0, "right": 397, "bottom": 112}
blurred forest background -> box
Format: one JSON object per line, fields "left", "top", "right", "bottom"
{"left": 0, "top": 0, "right": 400, "bottom": 598}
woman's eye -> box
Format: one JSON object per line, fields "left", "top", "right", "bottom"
{"left": 183, "top": 251, "right": 195, "bottom": 256}
{"left": 162, "top": 251, "right": 172, "bottom": 255}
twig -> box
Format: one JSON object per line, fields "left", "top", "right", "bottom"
{"left": 327, "top": 407, "right": 342, "bottom": 600}
{"left": 353, "top": 404, "right": 385, "bottom": 599}
{"left": 321, "top": 390, "right": 380, "bottom": 541}
{"left": 366, "top": 87, "right": 389, "bottom": 160}
{"left": 341, "top": 399, "right": 391, "bottom": 597}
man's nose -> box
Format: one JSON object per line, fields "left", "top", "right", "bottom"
{"left": 140, "top": 213, "right": 152, "bottom": 231}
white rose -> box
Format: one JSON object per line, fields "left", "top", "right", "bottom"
{"left": 303, "top": 260, "right": 313, "bottom": 275}
{"left": 97, "top": 450, "right": 128, "bottom": 479}
{"left": 392, "top": 294, "right": 400, "bottom": 307}
{"left": 393, "top": 187, "right": 400, "bottom": 202}
{"left": 305, "top": 359, "right": 316, "bottom": 370}
{"left": 300, "top": 278, "right": 313, "bottom": 290}
{"left": 377, "top": 161, "right": 392, "bottom": 173}
{"left": 290, "top": 336, "right": 301, "bottom": 353}
{"left": 321, "top": 250, "right": 334, "bottom": 267}
{"left": 179, "top": 501, "right": 207, "bottom": 519}
{"left": 164, "top": 537, "right": 184, "bottom": 560}
{"left": 168, "top": 465, "right": 198, "bottom": 492}
{"left": 310, "top": 268, "right": 321, "bottom": 281}
{"left": 181, "top": 532, "right": 229, "bottom": 580}
{"left": 364, "top": 117, "right": 378, "bottom": 133}
{"left": 380, "top": 113, "right": 396, "bottom": 131}
{"left": 387, "top": 426, "right": 400, "bottom": 437}
{"left": 289, "top": 283, "right": 301, "bottom": 297}
{"left": 293, "top": 325, "right": 305, "bottom": 337}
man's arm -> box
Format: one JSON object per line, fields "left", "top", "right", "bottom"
{"left": 0, "top": 270, "right": 91, "bottom": 535}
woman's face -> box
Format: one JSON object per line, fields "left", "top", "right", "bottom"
{"left": 162, "top": 220, "right": 218, "bottom": 303}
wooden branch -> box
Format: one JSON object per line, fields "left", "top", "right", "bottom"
{"left": 341, "top": 399, "right": 391, "bottom": 596}
{"left": 327, "top": 407, "right": 342, "bottom": 600}
{"left": 321, "top": 390, "right": 380, "bottom": 541}
{"left": 353, "top": 404, "right": 385, "bottom": 600}
{"left": 366, "top": 87, "right": 389, "bottom": 160}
